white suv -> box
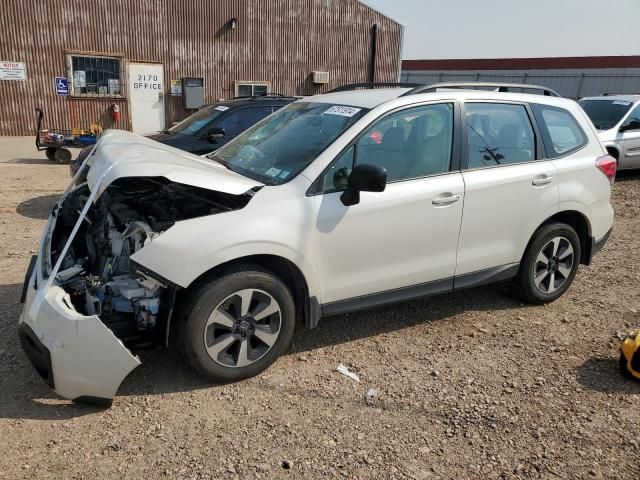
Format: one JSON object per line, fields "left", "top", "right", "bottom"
{"left": 19, "top": 83, "right": 615, "bottom": 405}
{"left": 578, "top": 94, "right": 640, "bottom": 170}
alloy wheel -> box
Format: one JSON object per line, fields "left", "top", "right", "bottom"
{"left": 203, "top": 288, "right": 282, "bottom": 368}
{"left": 533, "top": 236, "right": 575, "bottom": 294}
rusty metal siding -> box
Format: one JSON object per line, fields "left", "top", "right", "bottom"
{"left": 0, "top": 0, "right": 401, "bottom": 136}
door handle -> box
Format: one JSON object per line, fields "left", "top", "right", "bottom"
{"left": 432, "top": 193, "right": 461, "bottom": 206}
{"left": 532, "top": 175, "right": 553, "bottom": 186}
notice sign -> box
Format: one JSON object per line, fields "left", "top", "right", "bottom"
{"left": 55, "top": 77, "right": 68, "bottom": 95}
{"left": 170, "top": 79, "right": 182, "bottom": 95}
{"left": 0, "top": 61, "right": 26, "bottom": 80}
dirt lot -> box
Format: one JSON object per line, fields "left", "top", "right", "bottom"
{"left": 1, "top": 140, "right": 639, "bottom": 479}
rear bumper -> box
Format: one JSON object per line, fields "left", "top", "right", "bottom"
{"left": 19, "top": 258, "right": 140, "bottom": 404}
{"left": 587, "top": 227, "right": 612, "bottom": 264}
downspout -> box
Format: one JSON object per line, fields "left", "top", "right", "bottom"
{"left": 396, "top": 24, "right": 405, "bottom": 82}
{"left": 369, "top": 23, "right": 378, "bottom": 82}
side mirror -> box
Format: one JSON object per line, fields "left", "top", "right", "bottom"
{"left": 208, "top": 127, "right": 226, "bottom": 141}
{"left": 620, "top": 119, "right": 640, "bottom": 132}
{"left": 340, "top": 164, "right": 387, "bottom": 206}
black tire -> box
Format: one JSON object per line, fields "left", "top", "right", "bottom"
{"left": 45, "top": 147, "right": 57, "bottom": 161}
{"left": 54, "top": 148, "right": 72, "bottom": 164}
{"left": 516, "top": 222, "right": 581, "bottom": 304}
{"left": 180, "top": 265, "right": 295, "bottom": 383}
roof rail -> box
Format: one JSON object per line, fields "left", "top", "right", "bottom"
{"left": 402, "top": 82, "right": 561, "bottom": 97}
{"left": 602, "top": 92, "right": 640, "bottom": 96}
{"left": 327, "top": 82, "right": 421, "bottom": 93}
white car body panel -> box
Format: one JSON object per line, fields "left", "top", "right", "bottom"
{"left": 87, "top": 130, "right": 262, "bottom": 197}
{"left": 21, "top": 271, "right": 140, "bottom": 400}
{"left": 311, "top": 173, "right": 464, "bottom": 303}
{"left": 131, "top": 175, "right": 323, "bottom": 299}
{"left": 456, "top": 161, "right": 559, "bottom": 275}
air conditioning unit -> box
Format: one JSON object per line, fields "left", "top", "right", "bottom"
{"left": 312, "top": 71, "right": 329, "bottom": 84}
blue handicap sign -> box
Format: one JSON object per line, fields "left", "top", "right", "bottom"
{"left": 55, "top": 77, "right": 68, "bottom": 96}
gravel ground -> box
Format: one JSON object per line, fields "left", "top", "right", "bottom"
{"left": 1, "top": 143, "right": 639, "bottom": 479}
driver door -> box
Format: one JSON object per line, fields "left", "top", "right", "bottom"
{"left": 309, "top": 102, "right": 465, "bottom": 306}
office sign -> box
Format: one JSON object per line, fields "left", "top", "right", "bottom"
{"left": 0, "top": 61, "right": 26, "bottom": 80}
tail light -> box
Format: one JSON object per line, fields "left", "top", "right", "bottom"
{"left": 596, "top": 154, "right": 616, "bottom": 185}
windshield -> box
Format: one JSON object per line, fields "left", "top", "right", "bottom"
{"left": 578, "top": 99, "right": 633, "bottom": 130}
{"left": 208, "top": 102, "right": 368, "bottom": 185}
{"left": 168, "top": 104, "right": 228, "bottom": 135}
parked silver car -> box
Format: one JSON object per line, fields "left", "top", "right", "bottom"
{"left": 579, "top": 95, "right": 640, "bottom": 170}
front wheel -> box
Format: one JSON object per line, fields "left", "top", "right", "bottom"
{"left": 516, "top": 223, "right": 581, "bottom": 304}
{"left": 181, "top": 266, "right": 296, "bottom": 382}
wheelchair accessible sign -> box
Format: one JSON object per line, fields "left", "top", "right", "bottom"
{"left": 55, "top": 76, "right": 69, "bottom": 96}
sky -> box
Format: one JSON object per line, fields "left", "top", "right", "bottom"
{"left": 365, "top": 0, "right": 640, "bottom": 60}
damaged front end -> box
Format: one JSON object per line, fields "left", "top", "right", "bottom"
{"left": 50, "top": 177, "right": 251, "bottom": 348}
{"left": 20, "top": 162, "right": 257, "bottom": 404}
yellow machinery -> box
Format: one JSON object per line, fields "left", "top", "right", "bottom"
{"left": 620, "top": 330, "right": 640, "bottom": 381}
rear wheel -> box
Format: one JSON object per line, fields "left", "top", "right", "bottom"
{"left": 516, "top": 223, "right": 581, "bottom": 304}
{"left": 54, "top": 148, "right": 72, "bottom": 164}
{"left": 45, "top": 147, "right": 57, "bottom": 161}
{"left": 181, "top": 266, "right": 295, "bottom": 382}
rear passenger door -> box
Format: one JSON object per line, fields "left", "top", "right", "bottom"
{"left": 455, "top": 101, "right": 558, "bottom": 279}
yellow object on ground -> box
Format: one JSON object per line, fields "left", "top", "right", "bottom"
{"left": 620, "top": 330, "right": 640, "bottom": 380}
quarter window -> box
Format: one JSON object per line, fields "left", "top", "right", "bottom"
{"left": 532, "top": 104, "right": 587, "bottom": 158}
{"left": 67, "top": 54, "right": 122, "bottom": 97}
{"left": 465, "top": 103, "right": 536, "bottom": 168}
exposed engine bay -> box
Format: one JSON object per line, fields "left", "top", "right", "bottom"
{"left": 48, "top": 176, "right": 254, "bottom": 347}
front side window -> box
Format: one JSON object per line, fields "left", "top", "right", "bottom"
{"left": 67, "top": 54, "right": 122, "bottom": 97}
{"left": 465, "top": 103, "right": 535, "bottom": 168}
{"left": 622, "top": 104, "right": 640, "bottom": 129}
{"left": 209, "top": 102, "right": 368, "bottom": 185}
{"left": 318, "top": 103, "right": 454, "bottom": 191}
{"left": 535, "top": 105, "right": 587, "bottom": 157}
{"left": 578, "top": 99, "right": 633, "bottom": 130}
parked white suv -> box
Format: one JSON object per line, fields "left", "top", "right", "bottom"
{"left": 19, "top": 83, "right": 615, "bottom": 405}
{"left": 579, "top": 94, "right": 640, "bottom": 170}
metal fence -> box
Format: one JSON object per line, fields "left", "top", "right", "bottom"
{"left": 401, "top": 68, "right": 640, "bottom": 99}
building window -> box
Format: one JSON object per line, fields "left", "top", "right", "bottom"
{"left": 66, "top": 54, "right": 123, "bottom": 97}
{"left": 235, "top": 81, "right": 269, "bottom": 98}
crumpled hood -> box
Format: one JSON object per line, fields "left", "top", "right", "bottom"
{"left": 86, "top": 129, "right": 262, "bottom": 197}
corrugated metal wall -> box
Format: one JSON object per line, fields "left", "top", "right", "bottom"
{"left": 0, "top": 0, "right": 402, "bottom": 136}
{"left": 401, "top": 68, "right": 640, "bottom": 99}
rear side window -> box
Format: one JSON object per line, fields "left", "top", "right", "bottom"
{"left": 532, "top": 104, "right": 587, "bottom": 158}
{"left": 465, "top": 103, "right": 536, "bottom": 168}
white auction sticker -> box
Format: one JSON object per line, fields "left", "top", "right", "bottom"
{"left": 265, "top": 167, "right": 282, "bottom": 177}
{"left": 613, "top": 101, "right": 631, "bottom": 106}
{"left": 324, "top": 105, "right": 362, "bottom": 117}
{"left": 214, "top": 105, "right": 230, "bottom": 111}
